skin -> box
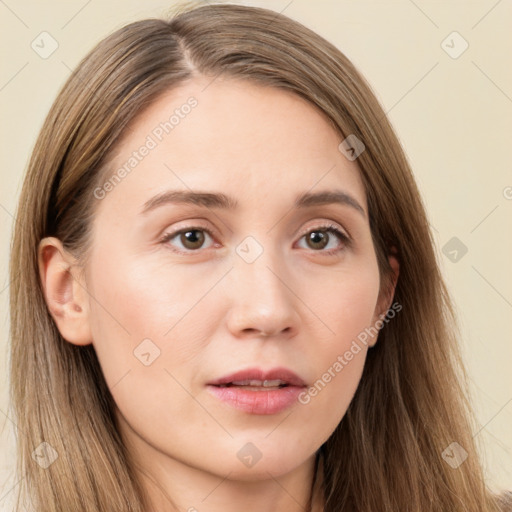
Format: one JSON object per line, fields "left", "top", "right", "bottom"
{"left": 39, "top": 77, "right": 399, "bottom": 512}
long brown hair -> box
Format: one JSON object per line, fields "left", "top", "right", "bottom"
{"left": 9, "top": 3, "right": 509, "bottom": 511}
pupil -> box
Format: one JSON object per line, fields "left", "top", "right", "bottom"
{"left": 182, "top": 230, "right": 204, "bottom": 249}
{"left": 309, "top": 230, "right": 328, "bottom": 249}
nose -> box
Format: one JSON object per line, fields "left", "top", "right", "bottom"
{"left": 224, "top": 249, "right": 300, "bottom": 340}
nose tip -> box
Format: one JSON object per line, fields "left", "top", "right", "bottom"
{"left": 225, "top": 261, "right": 300, "bottom": 340}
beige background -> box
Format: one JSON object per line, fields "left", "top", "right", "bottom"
{"left": 1, "top": 0, "right": 511, "bottom": 506}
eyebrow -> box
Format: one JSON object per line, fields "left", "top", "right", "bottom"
{"left": 141, "top": 189, "right": 366, "bottom": 218}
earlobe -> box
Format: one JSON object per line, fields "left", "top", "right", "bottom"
{"left": 38, "top": 237, "right": 92, "bottom": 346}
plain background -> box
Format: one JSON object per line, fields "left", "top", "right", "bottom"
{"left": 1, "top": 0, "right": 511, "bottom": 506}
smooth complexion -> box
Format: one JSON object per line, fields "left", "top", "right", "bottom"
{"left": 39, "top": 77, "right": 399, "bottom": 512}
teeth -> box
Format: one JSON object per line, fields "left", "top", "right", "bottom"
{"left": 228, "top": 379, "right": 287, "bottom": 387}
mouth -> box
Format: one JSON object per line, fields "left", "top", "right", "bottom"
{"left": 215, "top": 379, "right": 290, "bottom": 391}
{"left": 206, "top": 367, "right": 307, "bottom": 415}
{"left": 208, "top": 367, "right": 306, "bottom": 387}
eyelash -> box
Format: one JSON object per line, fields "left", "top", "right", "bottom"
{"left": 159, "top": 223, "right": 351, "bottom": 255}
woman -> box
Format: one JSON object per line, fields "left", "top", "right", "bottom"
{"left": 9, "top": 3, "right": 511, "bottom": 511}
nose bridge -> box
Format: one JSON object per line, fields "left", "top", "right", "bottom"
{"left": 226, "top": 235, "right": 299, "bottom": 336}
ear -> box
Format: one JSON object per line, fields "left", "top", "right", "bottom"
{"left": 38, "top": 237, "right": 92, "bottom": 346}
{"left": 368, "top": 248, "right": 400, "bottom": 348}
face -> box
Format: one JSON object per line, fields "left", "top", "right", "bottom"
{"left": 53, "top": 77, "right": 396, "bottom": 481}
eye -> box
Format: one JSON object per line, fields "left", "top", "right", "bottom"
{"left": 160, "top": 223, "right": 351, "bottom": 255}
{"left": 160, "top": 227, "right": 216, "bottom": 252}
{"left": 296, "top": 224, "right": 351, "bottom": 254}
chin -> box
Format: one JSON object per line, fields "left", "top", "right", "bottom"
{"left": 221, "top": 459, "right": 306, "bottom": 482}
{"left": 224, "top": 442, "right": 314, "bottom": 481}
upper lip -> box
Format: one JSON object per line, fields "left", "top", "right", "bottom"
{"left": 208, "top": 367, "right": 306, "bottom": 387}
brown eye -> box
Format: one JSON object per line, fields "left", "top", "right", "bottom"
{"left": 161, "top": 227, "right": 215, "bottom": 252}
{"left": 180, "top": 230, "right": 205, "bottom": 250}
{"left": 305, "top": 230, "right": 329, "bottom": 250}
{"left": 297, "top": 225, "right": 350, "bottom": 254}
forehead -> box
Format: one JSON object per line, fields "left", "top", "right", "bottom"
{"left": 97, "top": 77, "right": 367, "bottom": 214}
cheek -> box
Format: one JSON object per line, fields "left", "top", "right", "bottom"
{"left": 84, "top": 252, "right": 221, "bottom": 440}
{"left": 84, "top": 249, "right": 222, "bottom": 386}
{"left": 88, "top": 257, "right": 190, "bottom": 330}
{"left": 294, "top": 259, "right": 380, "bottom": 432}
{"left": 302, "top": 256, "right": 381, "bottom": 348}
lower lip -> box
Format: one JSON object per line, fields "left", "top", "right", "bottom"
{"left": 206, "top": 385, "right": 304, "bottom": 415}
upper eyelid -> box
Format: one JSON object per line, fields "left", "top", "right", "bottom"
{"left": 162, "top": 223, "right": 217, "bottom": 240}
{"left": 298, "top": 222, "right": 349, "bottom": 239}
